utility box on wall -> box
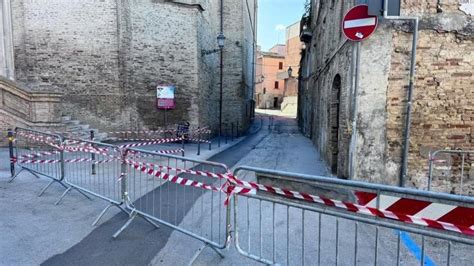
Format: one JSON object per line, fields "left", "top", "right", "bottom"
{"left": 357, "top": 0, "right": 401, "bottom": 16}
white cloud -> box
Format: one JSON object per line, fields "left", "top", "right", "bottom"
{"left": 275, "top": 24, "right": 286, "bottom": 31}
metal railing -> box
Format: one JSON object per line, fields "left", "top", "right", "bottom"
{"left": 9, "top": 127, "right": 66, "bottom": 197}
{"left": 232, "top": 166, "right": 474, "bottom": 265}
{"left": 428, "top": 149, "right": 473, "bottom": 196}
{"left": 116, "top": 148, "right": 232, "bottom": 263}
{"left": 54, "top": 139, "right": 129, "bottom": 225}
{"left": 5, "top": 128, "right": 474, "bottom": 265}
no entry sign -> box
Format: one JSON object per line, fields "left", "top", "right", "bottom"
{"left": 342, "top": 5, "right": 378, "bottom": 41}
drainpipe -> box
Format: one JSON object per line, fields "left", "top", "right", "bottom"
{"left": 349, "top": 42, "right": 361, "bottom": 179}
{"left": 2, "top": 0, "right": 14, "bottom": 80}
{"left": 218, "top": 0, "right": 224, "bottom": 147}
{"left": 383, "top": 0, "right": 419, "bottom": 187}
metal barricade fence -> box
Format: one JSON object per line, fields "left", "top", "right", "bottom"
{"left": 10, "top": 127, "right": 66, "bottom": 197}
{"left": 232, "top": 166, "right": 474, "bottom": 266}
{"left": 55, "top": 139, "right": 130, "bottom": 224}
{"left": 428, "top": 149, "right": 473, "bottom": 196}
{"left": 117, "top": 148, "right": 231, "bottom": 262}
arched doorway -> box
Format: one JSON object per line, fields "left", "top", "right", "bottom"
{"left": 329, "top": 74, "right": 341, "bottom": 174}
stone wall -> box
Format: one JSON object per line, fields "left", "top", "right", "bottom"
{"left": 0, "top": 77, "right": 63, "bottom": 144}
{"left": 299, "top": 0, "right": 473, "bottom": 191}
{"left": 10, "top": 0, "right": 255, "bottom": 133}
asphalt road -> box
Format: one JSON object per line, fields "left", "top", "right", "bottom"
{"left": 42, "top": 119, "right": 268, "bottom": 266}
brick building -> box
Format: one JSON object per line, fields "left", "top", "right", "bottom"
{"left": 298, "top": 0, "right": 473, "bottom": 192}
{"left": 255, "top": 22, "right": 303, "bottom": 111}
{"left": 0, "top": 0, "right": 256, "bottom": 134}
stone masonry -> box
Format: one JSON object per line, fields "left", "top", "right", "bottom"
{"left": 7, "top": 0, "right": 256, "bottom": 133}
{"left": 298, "top": 0, "right": 473, "bottom": 193}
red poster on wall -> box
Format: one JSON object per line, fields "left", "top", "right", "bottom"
{"left": 156, "top": 85, "right": 176, "bottom": 110}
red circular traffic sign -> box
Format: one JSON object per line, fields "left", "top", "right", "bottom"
{"left": 342, "top": 5, "right": 378, "bottom": 41}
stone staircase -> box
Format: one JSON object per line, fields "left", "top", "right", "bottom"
{"left": 60, "top": 116, "right": 108, "bottom": 141}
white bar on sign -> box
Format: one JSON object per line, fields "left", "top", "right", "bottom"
{"left": 344, "top": 17, "right": 376, "bottom": 29}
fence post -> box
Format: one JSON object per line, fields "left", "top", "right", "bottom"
{"left": 225, "top": 123, "right": 228, "bottom": 144}
{"left": 236, "top": 121, "right": 239, "bottom": 138}
{"left": 231, "top": 123, "right": 234, "bottom": 142}
{"left": 120, "top": 150, "right": 128, "bottom": 203}
{"left": 197, "top": 127, "right": 201, "bottom": 156}
{"left": 8, "top": 129, "right": 15, "bottom": 177}
{"left": 181, "top": 134, "right": 185, "bottom": 157}
{"left": 208, "top": 129, "right": 212, "bottom": 151}
{"left": 60, "top": 136, "right": 65, "bottom": 182}
{"left": 91, "top": 130, "right": 96, "bottom": 175}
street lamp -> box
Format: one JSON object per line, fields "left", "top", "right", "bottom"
{"left": 287, "top": 66, "right": 293, "bottom": 78}
{"left": 218, "top": 32, "right": 225, "bottom": 147}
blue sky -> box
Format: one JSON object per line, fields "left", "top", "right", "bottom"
{"left": 258, "top": 0, "right": 307, "bottom": 51}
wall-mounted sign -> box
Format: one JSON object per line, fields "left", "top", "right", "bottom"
{"left": 342, "top": 5, "right": 378, "bottom": 42}
{"left": 156, "top": 85, "right": 176, "bottom": 110}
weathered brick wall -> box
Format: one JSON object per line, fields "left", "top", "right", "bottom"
{"left": 10, "top": 0, "right": 255, "bottom": 133}
{"left": 388, "top": 31, "right": 473, "bottom": 191}
{"left": 299, "top": 0, "right": 473, "bottom": 191}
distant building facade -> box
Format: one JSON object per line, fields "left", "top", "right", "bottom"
{"left": 255, "top": 22, "right": 302, "bottom": 110}
{"left": 299, "top": 0, "right": 473, "bottom": 193}
{"left": 0, "top": 0, "right": 256, "bottom": 133}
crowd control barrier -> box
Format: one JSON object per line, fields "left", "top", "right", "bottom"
{"left": 428, "top": 149, "right": 474, "bottom": 196}
{"left": 232, "top": 166, "right": 474, "bottom": 265}
{"left": 117, "top": 148, "right": 231, "bottom": 263}
{"left": 9, "top": 128, "right": 67, "bottom": 197}
{"left": 5, "top": 128, "right": 474, "bottom": 265}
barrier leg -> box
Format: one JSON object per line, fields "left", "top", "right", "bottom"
{"left": 112, "top": 210, "right": 160, "bottom": 239}
{"left": 92, "top": 203, "right": 130, "bottom": 226}
{"left": 55, "top": 187, "right": 72, "bottom": 205}
{"left": 38, "top": 180, "right": 55, "bottom": 197}
{"left": 8, "top": 168, "right": 25, "bottom": 183}
{"left": 188, "top": 243, "right": 225, "bottom": 265}
{"left": 55, "top": 187, "right": 92, "bottom": 205}
{"left": 113, "top": 211, "right": 138, "bottom": 238}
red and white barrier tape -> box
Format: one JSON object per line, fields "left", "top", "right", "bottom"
{"left": 187, "top": 138, "right": 211, "bottom": 144}
{"left": 18, "top": 158, "right": 118, "bottom": 164}
{"left": 128, "top": 149, "right": 184, "bottom": 158}
{"left": 191, "top": 127, "right": 212, "bottom": 134}
{"left": 15, "top": 132, "right": 62, "bottom": 149}
{"left": 355, "top": 191, "right": 474, "bottom": 234}
{"left": 105, "top": 129, "right": 178, "bottom": 135}
{"left": 118, "top": 137, "right": 183, "bottom": 148}
{"left": 17, "top": 150, "right": 61, "bottom": 159}
{"left": 129, "top": 162, "right": 221, "bottom": 193}
{"left": 225, "top": 177, "right": 474, "bottom": 236}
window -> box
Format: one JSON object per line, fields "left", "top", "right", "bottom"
{"left": 263, "top": 88, "right": 266, "bottom": 94}
{"left": 274, "top": 81, "right": 279, "bottom": 89}
{"left": 279, "top": 62, "right": 283, "bottom": 70}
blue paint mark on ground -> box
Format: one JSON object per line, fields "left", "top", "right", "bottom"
{"left": 396, "top": 231, "right": 436, "bottom": 266}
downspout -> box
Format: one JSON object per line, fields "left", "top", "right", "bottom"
{"left": 2, "top": 0, "right": 14, "bottom": 80}
{"left": 349, "top": 42, "right": 361, "bottom": 179}
{"left": 383, "top": 0, "right": 419, "bottom": 187}
{"left": 251, "top": 0, "right": 257, "bottom": 120}
{"left": 218, "top": 0, "right": 224, "bottom": 147}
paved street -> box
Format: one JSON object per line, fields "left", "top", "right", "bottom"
{"left": 1, "top": 113, "right": 472, "bottom": 265}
